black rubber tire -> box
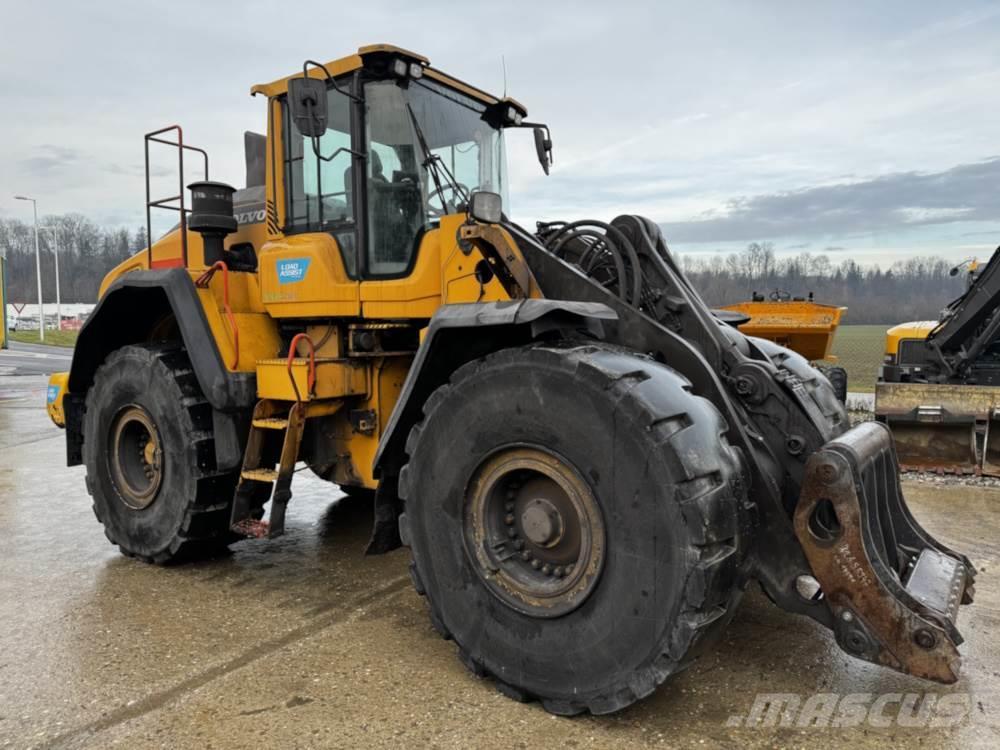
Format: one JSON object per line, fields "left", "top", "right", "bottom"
{"left": 750, "top": 338, "right": 850, "bottom": 432}
{"left": 83, "top": 344, "right": 244, "bottom": 564}
{"left": 398, "top": 343, "right": 746, "bottom": 715}
{"left": 821, "top": 366, "right": 849, "bottom": 405}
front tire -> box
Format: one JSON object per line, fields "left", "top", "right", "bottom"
{"left": 83, "top": 344, "right": 242, "bottom": 564}
{"left": 399, "top": 343, "right": 747, "bottom": 715}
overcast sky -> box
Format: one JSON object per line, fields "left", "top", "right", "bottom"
{"left": 3, "top": 1, "right": 1000, "bottom": 265}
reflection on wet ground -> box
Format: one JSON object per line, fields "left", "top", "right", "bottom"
{"left": 1, "top": 374, "right": 998, "bottom": 749}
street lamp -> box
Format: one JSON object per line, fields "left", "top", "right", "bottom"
{"left": 13, "top": 195, "right": 44, "bottom": 342}
{"left": 40, "top": 227, "right": 62, "bottom": 328}
{"left": 40, "top": 226, "right": 63, "bottom": 333}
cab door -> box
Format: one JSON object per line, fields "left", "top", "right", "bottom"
{"left": 260, "top": 87, "right": 361, "bottom": 318}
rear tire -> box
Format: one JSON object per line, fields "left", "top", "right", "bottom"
{"left": 83, "top": 344, "right": 245, "bottom": 564}
{"left": 398, "top": 343, "right": 747, "bottom": 715}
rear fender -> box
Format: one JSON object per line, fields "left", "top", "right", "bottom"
{"left": 64, "top": 269, "right": 256, "bottom": 466}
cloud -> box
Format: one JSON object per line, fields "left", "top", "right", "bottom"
{"left": 17, "top": 146, "right": 82, "bottom": 175}
{"left": 660, "top": 157, "right": 1000, "bottom": 243}
{"left": 661, "top": 157, "right": 1000, "bottom": 242}
{"left": 105, "top": 163, "right": 171, "bottom": 178}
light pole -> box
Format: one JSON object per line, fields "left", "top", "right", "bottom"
{"left": 14, "top": 195, "right": 44, "bottom": 342}
{"left": 41, "top": 226, "right": 62, "bottom": 333}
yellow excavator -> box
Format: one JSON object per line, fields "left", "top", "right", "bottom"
{"left": 45, "top": 45, "right": 974, "bottom": 715}
{"left": 877, "top": 255, "right": 1000, "bottom": 473}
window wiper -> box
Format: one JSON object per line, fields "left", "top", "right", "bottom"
{"left": 405, "top": 102, "right": 469, "bottom": 210}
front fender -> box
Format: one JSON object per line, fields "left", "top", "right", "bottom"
{"left": 373, "top": 299, "right": 617, "bottom": 478}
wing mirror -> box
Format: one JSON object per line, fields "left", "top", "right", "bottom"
{"left": 288, "top": 76, "right": 328, "bottom": 137}
{"left": 533, "top": 126, "right": 553, "bottom": 175}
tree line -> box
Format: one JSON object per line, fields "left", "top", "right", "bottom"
{"left": 679, "top": 242, "right": 967, "bottom": 324}
{"left": 0, "top": 215, "right": 145, "bottom": 305}
{"left": 1, "top": 217, "right": 969, "bottom": 324}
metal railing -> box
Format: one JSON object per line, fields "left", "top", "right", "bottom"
{"left": 144, "top": 125, "right": 209, "bottom": 269}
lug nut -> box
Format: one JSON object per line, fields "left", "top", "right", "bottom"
{"left": 514, "top": 539, "right": 525, "bottom": 550}
{"left": 504, "top": 513, "right": 515, "bottom": 525}
{"left": 505, "top": 501, "right": 515, "bottom": 512}
{"left": 554, "top": 566, "right": 564, "bottom": 577}
{"left": 542, "top": 564, "right": 552, "bottom": 575}
{"left": 507, "top": 528, "right": 517, "bottom": 538}
{"left": 520, "top": 550, "right": 532, "bottom": 561}
{"left": 531, "top": 559, "right": 542, "bottom": 570}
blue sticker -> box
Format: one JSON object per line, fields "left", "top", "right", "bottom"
{"left": 47, "top": 385, "right": 60, "bottom": 404}
{"left": 277, "top": 258, "right": 311, "bottom": 284}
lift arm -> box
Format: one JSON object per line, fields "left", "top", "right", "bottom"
{"left": 926, "top": 246, "right": 1000, "bottom": 379}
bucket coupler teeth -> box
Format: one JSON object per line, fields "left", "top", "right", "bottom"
{"left": 793, "top": 421, "right": 976, "bottom": 684}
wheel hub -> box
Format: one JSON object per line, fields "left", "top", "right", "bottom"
{"left": 464, "top": 447, "right": 606, "bottom": 618}
{"left": 109, "top": 405, "right": 163, "bottom": 510}
{"left": 520, "top": 497, "right": 563, "bottom": 546}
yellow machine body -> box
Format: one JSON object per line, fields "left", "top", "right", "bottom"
{"left": 59, "top": 46, "right": 531, "bottom": 491}
{"left": 720, "top": 299, "right": 846, "bottom": 361}
{"left": 883, "top": 320, "right": 936, "bottom": 362}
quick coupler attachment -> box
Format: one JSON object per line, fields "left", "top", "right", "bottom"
{"left": 794, "top": 421, "right": 976, "bottom": 683}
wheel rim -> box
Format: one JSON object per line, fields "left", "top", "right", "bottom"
{"left": 109, "top": 405, "right": 163, "bottom": 510}
{"left": 464, "top": 447, "right": 606, "bottom": 618}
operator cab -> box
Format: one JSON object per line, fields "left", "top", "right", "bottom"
{"left": 253, "top": 46, "right": 550, "bottom": 282}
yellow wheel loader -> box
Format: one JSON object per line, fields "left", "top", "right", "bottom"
{"left": 47, "top": 45, "right": 974, "bottom": 715}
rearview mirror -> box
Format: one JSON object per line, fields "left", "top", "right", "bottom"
{"left": 288, "top": 77, "right": 328, "bottom": 137}
{"left": 533, "top": 126, "right": 553, "bottom": 175}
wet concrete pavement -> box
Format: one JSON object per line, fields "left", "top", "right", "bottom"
{"left": 1, "top": 373, "right": 999, "bottom": 749}
{"left": 0, "top": 343, "right": 73, "bottom": 376}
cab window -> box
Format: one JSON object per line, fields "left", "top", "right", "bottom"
{"left": 282, "top": 88, "right": 358, "bottom": 275}
{"left": 362, "top": 78, "right": 506, "bottom": 278}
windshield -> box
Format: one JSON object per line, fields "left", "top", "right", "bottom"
{"left": 366, "top": 78, "right": 508, "bottom": 213}
{"left": 363, "top": 77, "right": 508, "bottom": 275}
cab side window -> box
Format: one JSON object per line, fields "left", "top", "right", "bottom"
{"left": 283, "top": 88, "right": 357, "bottom": 275}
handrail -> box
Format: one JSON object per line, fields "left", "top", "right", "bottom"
{"left": 195, "top": 262, "right": 239, "bottom": 369}
{"left": 287, "top": 333, "right": 317, "bottom": 403}
{"left": 144, "top": 124, "right": 209, "bottom": 269}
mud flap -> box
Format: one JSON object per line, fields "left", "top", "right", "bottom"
{"left": 794, "top": 422, "right": 976, "bottom": 683}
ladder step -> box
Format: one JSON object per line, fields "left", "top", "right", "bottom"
{"left": 241, "top": 468, "right": 279, "bottom": 482}
{"left": 252, "top": 417, "right": 290, "bottom": 430}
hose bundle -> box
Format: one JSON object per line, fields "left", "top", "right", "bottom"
{"left": 536, "top": 220, "right": 644, "bottom": 307}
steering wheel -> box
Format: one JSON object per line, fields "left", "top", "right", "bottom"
{"left": 427, "top": 182, "right": 471, "bottom": 217}
{"left": 769, "top": 289, "right": 792, "bottom": 302}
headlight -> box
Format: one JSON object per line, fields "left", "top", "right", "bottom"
{"left": 391, "top": 58, "right": 408, "bottom": 78}
{"left": 506, "top": 105, "right": 523, "bottom": 125}
{"left": 409, "top": 62, "right": 424, "bottom": 79}
{"left": 469, "top": 191, "right": 503, "bottom": 224}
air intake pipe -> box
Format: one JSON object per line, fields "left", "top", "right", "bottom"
{"left": 188, "top": 181, "right": 237, "bottom": 266}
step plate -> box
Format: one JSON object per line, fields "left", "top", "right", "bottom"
{"left": 905, "top": 548, "right": 965, "bottom": 623}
